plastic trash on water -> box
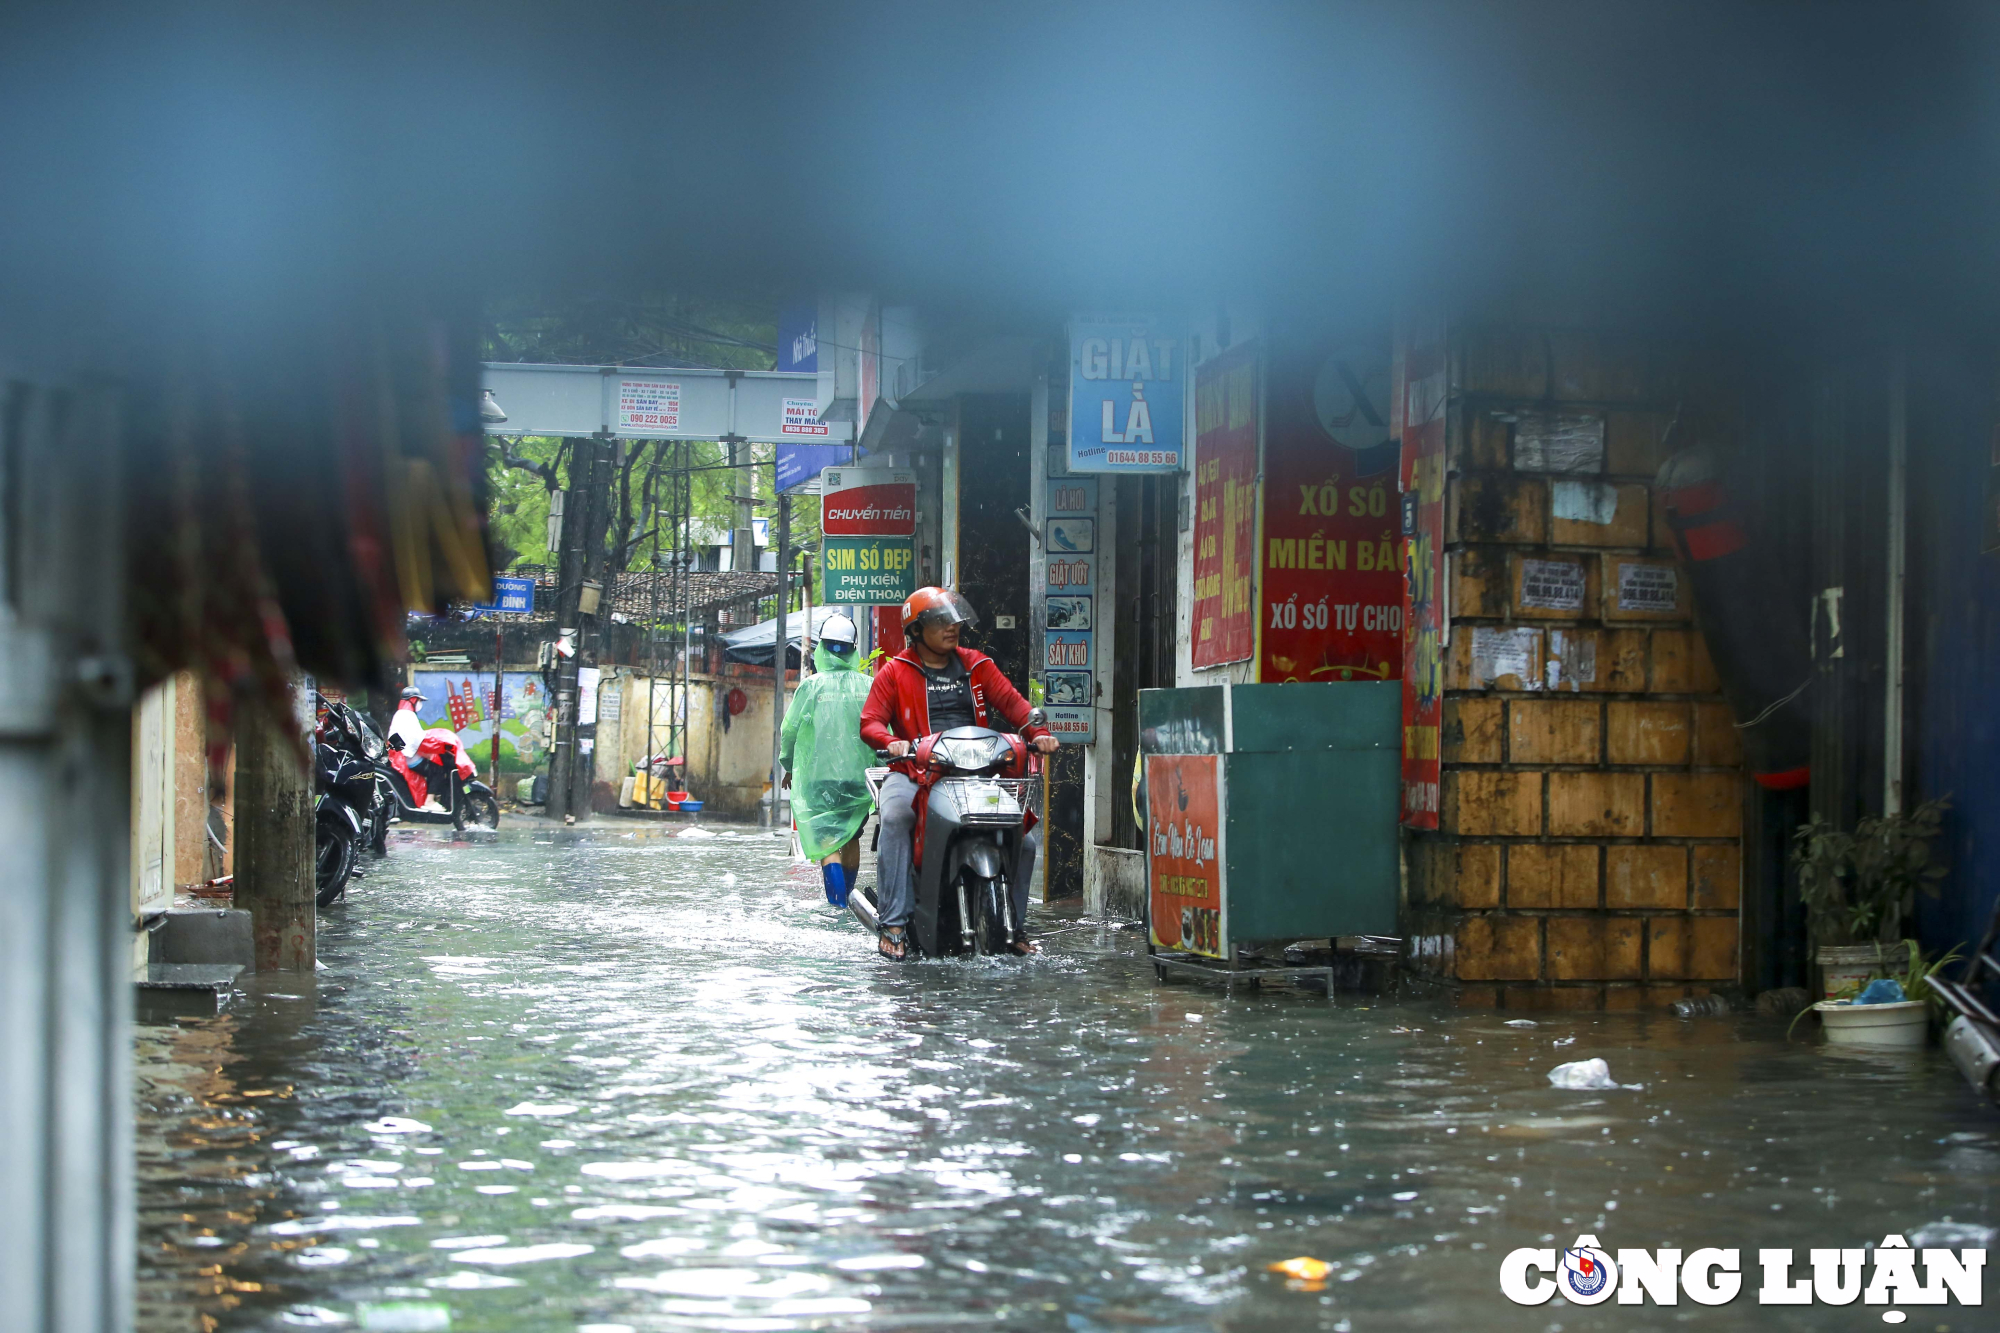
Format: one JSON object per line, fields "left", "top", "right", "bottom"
{"left": 1547, "top": 1058, "right": 1642, "bottom": 1091}
{"left": 1855, "top": 977, "right": 1907, "bottom": 1005}
{"left": 1504, "top": 1018, "right": 1538, "bottom": 1027}
{"left": 1267, "top": 1256, "right": 1333, "bottom": 1289}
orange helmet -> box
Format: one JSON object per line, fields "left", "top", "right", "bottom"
{"left": 901, "top": 586, "right": 977, "bottom": 640}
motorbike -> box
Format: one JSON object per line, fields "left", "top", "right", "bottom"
{"left": 857, "top": 712, "right": 1043, "bottom": 958}
{"left": 382, "top": 727, "right": 501, "bottom": 830}
{"left": 316, "top": 694, "right": 393, "bottom": 853}
{"left": 314, "top": 738, "right": 376, "bottom": 907}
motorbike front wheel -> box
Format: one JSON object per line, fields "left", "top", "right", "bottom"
{"left": 465, "top": 787, "right": 500, "bottom": 829}
{"left": 966, "top": 872, "right": 1011, "bottom": 957}
{"left": 315, "top": 815, "right": 356, "bottom": 907}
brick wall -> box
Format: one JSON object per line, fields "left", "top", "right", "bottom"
{"left": 1404, "top": 324, "right": 1745, "bottom": 1010}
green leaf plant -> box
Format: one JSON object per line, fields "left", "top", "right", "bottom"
{"left": 1790, "top": 796, "right": 1951, "bottom": 949}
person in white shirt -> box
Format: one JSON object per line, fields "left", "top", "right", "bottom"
{"left": 389, "top": 686, "right": 428, "bottom": 756}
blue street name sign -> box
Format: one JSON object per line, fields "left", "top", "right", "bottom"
{"left": 474, "top": 575, "right": 536, "bottom": 614}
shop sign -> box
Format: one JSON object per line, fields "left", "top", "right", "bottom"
{"left": 1397, "top": 314, "right": 1447, "bottom": 829}
{"left": 1042, "top": 475, "right": 1097, "bottom": 742}
{"left": 1146, "top": 753, "right": 1225, "bottom": 958}
{"left": 1068, "top": 315, "right": 1185, "bottom": 473}
{"left": 821, "top": 536, "right": 916, "bottom": 604}
{"left": 1260, "top": 335, "right": 1403, "bottom": 683}
{"left": 1191, "top": 341, "right": 1259, "bottom": 668}
{"left": 820, "top": 467, "right": 916, "bottom": 536}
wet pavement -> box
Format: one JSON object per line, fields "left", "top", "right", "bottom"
{"left": 137, "top": 823, "right": 2000, "bottom": 1332}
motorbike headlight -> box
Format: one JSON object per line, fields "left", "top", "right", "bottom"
{"left": 934, "top": 735, "right": 1005, "bottom": 770}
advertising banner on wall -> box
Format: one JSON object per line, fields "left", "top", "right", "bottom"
{"left": 1260, "top": 335, "right": 1404, "bottom": 683}
{"left": 1042, "top": 475, "right": 1098, "bottom": 741}
{"left": 409, "top": 670, "right": 551, "bottom": 775}
{"left": 1146, "top": 753, "right": 1225, "bottom": 958}
{"left": 1396, "top": 315, "right": 1448, "bottom": 828}
{"left": 1067, "top": 316, "right": 1186, "bottom": 473}
{"left": 1190, "top": 341, "right": 1260, "bottom": 669}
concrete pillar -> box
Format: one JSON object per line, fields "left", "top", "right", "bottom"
{"left": 0, "top": 379, "right": 134, "bottom": 1333}
{"left": 232, "top": 687, "right": 314, "bottom": 972}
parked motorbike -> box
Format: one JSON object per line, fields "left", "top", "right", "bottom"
{"left": 858, "top": 714, "right": 1043, "bottom": 957}
{"left": 316, "top": 694, "right": 393, "bottom": 853}
{"left": 314, "top": 738, "right": 376, "bottom": 907}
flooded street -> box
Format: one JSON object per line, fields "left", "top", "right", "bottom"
{"left": 137, "top": 825, "right": 1998, "bottom": 1333}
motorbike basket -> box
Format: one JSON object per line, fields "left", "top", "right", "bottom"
{"left": 953, "top": 776, "right": 1041, "bottom": 825}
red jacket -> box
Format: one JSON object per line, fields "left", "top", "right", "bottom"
{"left": 860, "top": 646, "right": 1050, "bottom": 778}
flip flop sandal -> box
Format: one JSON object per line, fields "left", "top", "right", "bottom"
{"left": 878, "top": 926, "right": 909, "bottom": 962}
{"left": 1009, "top": 938, "right": 1041, "bottom": 956}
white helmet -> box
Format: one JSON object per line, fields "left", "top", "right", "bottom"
{"left": 819, "top": 614, "right": 859, "bottom": 654}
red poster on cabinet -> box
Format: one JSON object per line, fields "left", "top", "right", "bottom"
{"left": 1259, "top": 336, "right": 1403, "bottom": 683}
{"left": 1191, "top": 342, "right": 1259, "bottom": 669}
{"left": 1397, "top": 316, "right": 1447, "bottom": 828}
{"left": 1146, "top": 753, "right": 1224, "bottom": 957}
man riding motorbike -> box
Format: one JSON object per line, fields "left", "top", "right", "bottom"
{"left": 859, "top": 587, "right": 1058, "bottom": 961}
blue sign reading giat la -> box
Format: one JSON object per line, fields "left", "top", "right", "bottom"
{"left": 1068, "top": 316, "right": 1185, "bottom": 475}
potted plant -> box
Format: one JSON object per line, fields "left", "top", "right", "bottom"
{"left": 1791, "top": 796, "right": 1950, "bottom": 1000}
{"left": 1808, "top": 940, "right": 1964, "bottom": 1049}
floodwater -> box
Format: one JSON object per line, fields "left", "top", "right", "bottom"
{"left": 137, "top": 824, "right": 1999, "bottom": 1332}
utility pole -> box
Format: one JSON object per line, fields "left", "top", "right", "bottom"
{"left": 233, "top": 681, "right": 314, "bottom": 971}
{"left": 547, "top": 435, "right": 614, "bottom": 823}
{"left": 729, "top": 436, "right": 755, "bottom": 570}
{"left": 770, "top": 490, "right": 791, "bottom": 821}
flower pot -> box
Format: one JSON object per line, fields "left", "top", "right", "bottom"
{"left": 1814, "top": 999, "right": 1930, "bottom": 1048}
{"left": 1816, "top": 942, "right": 1905, "bottom": 999}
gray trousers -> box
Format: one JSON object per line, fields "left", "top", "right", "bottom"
{"left": 875, "top": 771, "right": 1041, "bottom": 933}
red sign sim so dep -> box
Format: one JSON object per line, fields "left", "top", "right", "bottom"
{"left": 820, "top": 468, "right": 916, "bottom": 537}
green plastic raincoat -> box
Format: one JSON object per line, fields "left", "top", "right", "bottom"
{"left": 779, "top": 640, "right": 878, "bottom": 861}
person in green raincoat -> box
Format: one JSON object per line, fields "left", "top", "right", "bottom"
{"left": 779, "top": 613, "right": 876, "bottom": 905}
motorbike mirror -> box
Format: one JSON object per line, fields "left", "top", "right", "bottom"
{"left": 387, "top": 734, "right": 405, "bottom": 751}
{"left": 1024, "top": 707, "right": 1047, "bottom": 730}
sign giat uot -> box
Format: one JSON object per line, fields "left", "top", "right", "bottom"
{"left": 1043, "top": 475, "right": 1097, "bottom": 743}
{"left": 820, "top": 467, "right": 916, "bottom": 605}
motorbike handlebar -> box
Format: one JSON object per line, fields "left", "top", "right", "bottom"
{"left": 875, "top": 734, "right": 1051, "bottom": 769}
